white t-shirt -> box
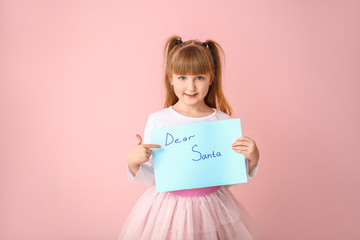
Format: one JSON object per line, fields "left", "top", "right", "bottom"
{"left": 127, "top": 106, "right": 258, "bottom": 186}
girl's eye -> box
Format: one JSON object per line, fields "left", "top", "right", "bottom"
{"left": 178, "top": 76, "right": 204, "bottom": 80}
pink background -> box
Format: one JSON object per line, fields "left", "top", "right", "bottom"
{"left": 1, "top": 0, "right": 359, "bottom": 239}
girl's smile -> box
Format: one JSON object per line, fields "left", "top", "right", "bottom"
{"left": 184, "top": 93, "right": 198, "bottom": 98}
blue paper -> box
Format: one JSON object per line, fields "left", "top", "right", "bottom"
{"left": 151, "top": 118, "right": 247, "bottom": 192}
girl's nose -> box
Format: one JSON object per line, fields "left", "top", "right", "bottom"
{"left": 187, "top": 79, "right": 196, "bottom": 91}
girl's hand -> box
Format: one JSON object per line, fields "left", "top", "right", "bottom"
{"left": 232, "top": 136, "right": 260, "bottom": 164}
{"left": 126, "top": 134, "right": 161, "bottom": 168}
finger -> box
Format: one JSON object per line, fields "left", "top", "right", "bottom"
{"left": 234, "top": 137, "right": 251, "bottom": 143}
{"left": 241, "top": 136, "right": 253, "bottom": 142}
{"left": 143, "top": 144, "right": 161, "bottom": 149}
{"left": 232, "top": 141, "right": 249, "bottom": 146}
{"left": 232, "top": 140, "right": 249, "bottom": 147}
{"left": 146, "top": 149, "right": 152, "bottom": 154}
{"left": 232, "top": 144, "right": 249, "bottom": 148}
{"left": 135, "top": 134, "right": 142, "bottom": 145}
{"left": 232, "top": 146, "right": 248, "bottom": 151}
{"left": 234, "top": 149, "right": 247, "bottom": 154}
{"left": 232, "top": 145, "right": 248, "bottom": 149}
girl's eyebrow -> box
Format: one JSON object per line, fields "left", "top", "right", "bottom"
{"left": 178, "top": 74, "right": 205, "bottom": 77}
{"left": 175, "top": 74, "right": 205, "bottom": 77}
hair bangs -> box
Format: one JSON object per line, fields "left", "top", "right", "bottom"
{"left": 171, "top": 46, "right": 212, "bottom": 76}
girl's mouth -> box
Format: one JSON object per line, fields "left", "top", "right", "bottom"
{"left": 185, "top": 93, "right": 198, "bottom": 98}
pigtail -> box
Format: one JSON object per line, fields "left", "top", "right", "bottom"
{"left": 163, "top": 35, "right": 182, "bottom": 67}
{"left": 205, "top": 40, "right": 233, "bottom": 116}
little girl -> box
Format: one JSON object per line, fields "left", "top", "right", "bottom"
{"left": 119, "top": 36, "right": 260, "bottom": 240}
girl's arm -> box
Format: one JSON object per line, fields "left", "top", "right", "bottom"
{"left": 247, "top": 158, "right": 258, "bottom": 179}
{"left": 127, "top": 158, "right": 156, "bottom": 186}
{"left": 128, "top": 164, "right": 140, "bottom": 176}
{"left": 248, "top": 158, "right": 259, "bottom": 175}
{"left": 126, "top": 115, "right": 159, "bottom": 186}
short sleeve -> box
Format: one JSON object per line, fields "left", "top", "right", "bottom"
{"left": 127, "top": 115, "right": 156, "bottom": 186}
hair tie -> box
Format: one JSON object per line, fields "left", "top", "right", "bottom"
{"left": 202, "top": 42, "right": 208, "bottom": 47}
{"left": 176, "top": 39, "right": 183, "bottom": 45}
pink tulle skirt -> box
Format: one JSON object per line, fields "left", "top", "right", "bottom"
{"left": 119, "top": 185, "right": 258, "bottom": 240}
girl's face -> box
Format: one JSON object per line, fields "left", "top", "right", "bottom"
{"left": 170, "top": 73, "right": 212, "bottom": 108}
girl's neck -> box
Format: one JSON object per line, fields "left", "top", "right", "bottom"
{"left": 172, "top": 101, "right": 214, "bottom": 117}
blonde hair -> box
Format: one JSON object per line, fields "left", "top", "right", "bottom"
{"left": 162, "top": 35, "right": 233, "bottom": 116}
